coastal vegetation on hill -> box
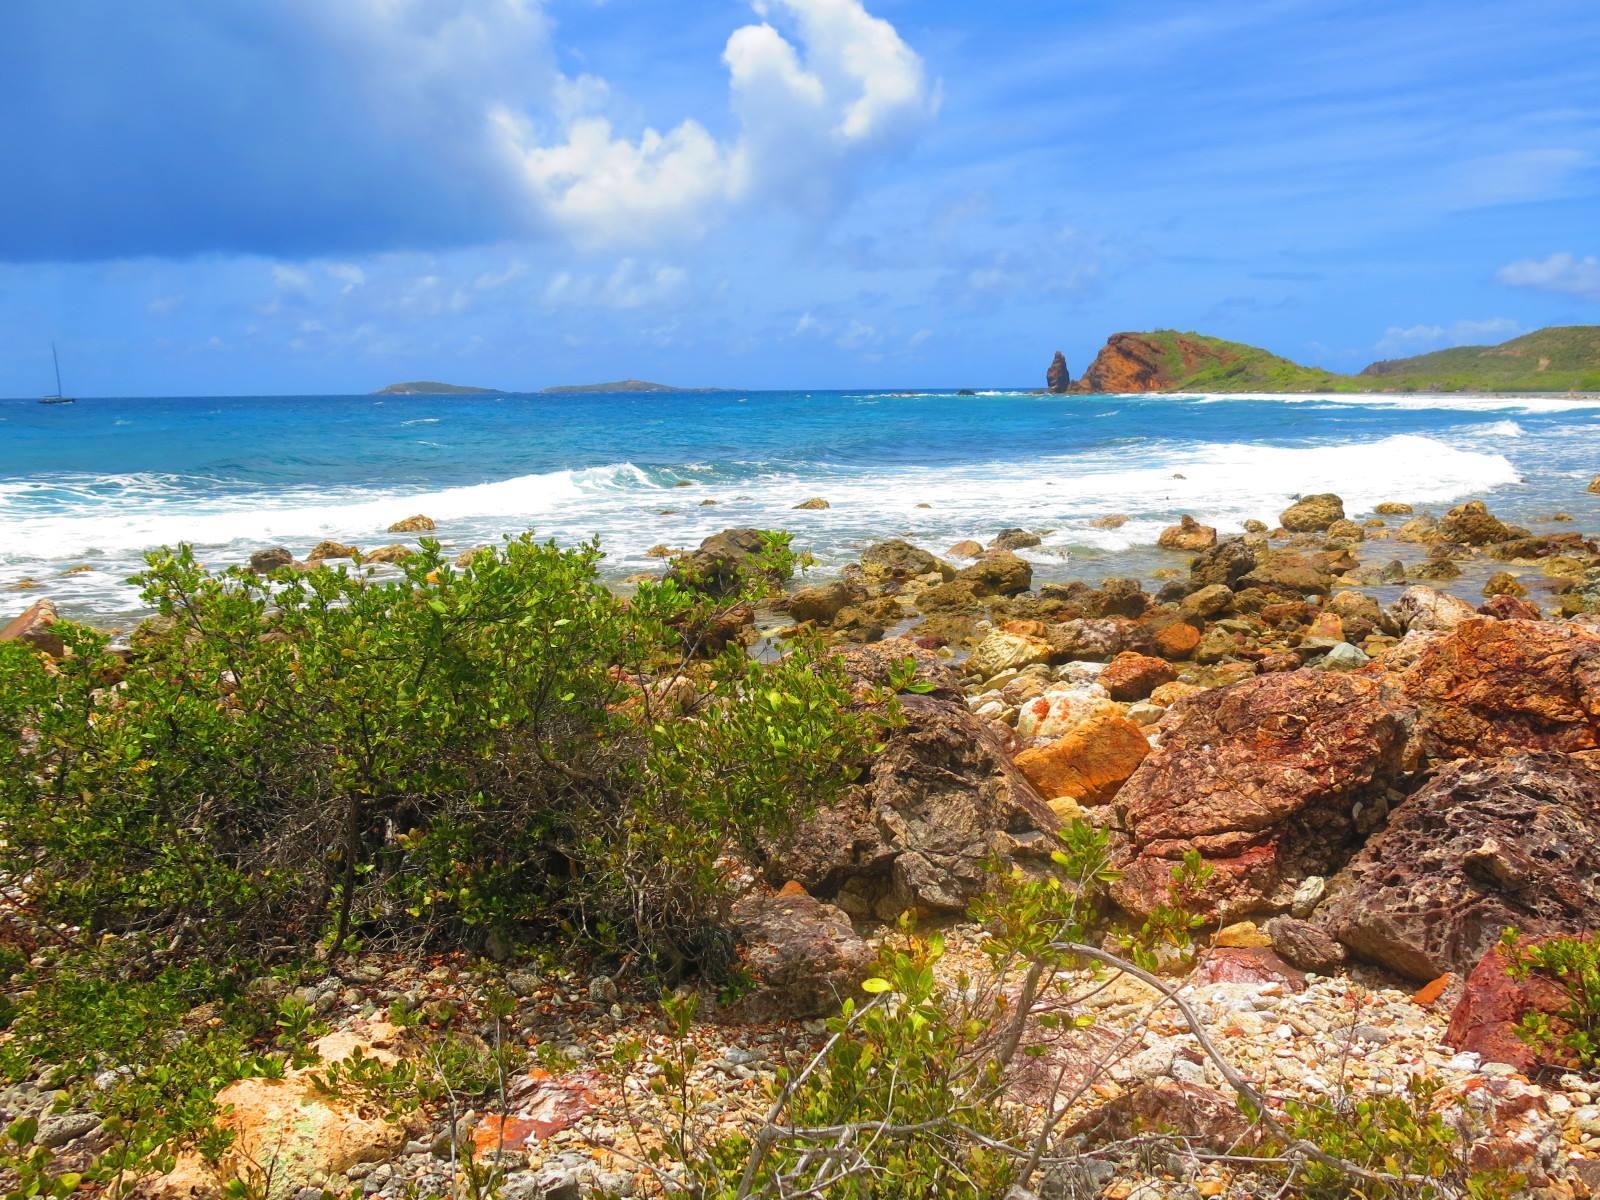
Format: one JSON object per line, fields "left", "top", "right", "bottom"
{"left": 1063, "top": 324, "right": 1600, "bottom": 394}
{"left": 373, "top": 382, "right": 498, "bottom": 396}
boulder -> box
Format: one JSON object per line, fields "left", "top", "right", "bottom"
{"left": 1483, "top": 571, "right": 1527, "bottom": 598}
{"left": 770, "top": 640, "right": 1058, "bottom": 918}
{"left": 1266, "top": 916, "right": 1347, "bottom": 973}
{"left": 1396, "top": 515, "right": 1442, "bottom": 543}
{"left": 955, "top": 550, "right": 1031, "bottom": 597}
{"left": 723, "top": 891, "right": 872, "bottom": 1021}
{"left": 792, "top": 497, "right": 831, "bottom": 510}
{"left": 1188, "top": 539, "right": 1257, "bottom": 589}
{"left": 669, "top": 528, "right": 773, "bottom": 596}
{"left": 1446, "top": 934, "right": 1588, "bottom": 1072}
{"left": 308, "top": 540, "right": 358, "bottom": 561}
{"left": 1397, "top": 618, "right": 1600, "bottom": 761}
{"left": 1191, "top": 945, "right": 1306, "bottom": 991}
{"left": 0, "top": 598, "right": 64, "bottom": 657}
{"left": 1015, "top": 689, "right": 1118, "bottom": 741}
{"left": 1479, "top": 594, "right": 1543, "bottom": 621}
{"left": 142, "top": 1022, "right": 415, "bottom": 1200}
{"left": 1157, "top": 515, "right": 1217, "bottom": 551}
{"left": 1237, "top": 552, "right": 1332, "bottom": 595}
{"left": 966, "top": 631, "right": 1053, "bottom": 679}
{"left": 1387, "top": 585, "right": 1477, "bottom": 634}
{"left": 1099, "top": 651, "right": 1177, "bottom": 701}
{"left": 860, "top": 539, "right": 947, "bottom": 582}
{"left": 946, "top": 539, "right": 983, "bottom": 559}
{"left": 1437, "top": 500, "right": 1513, "bottom": 546}
{"left": 386, "top": 514, "right": 435, "bottom": 533}
{"left": 1327, "top": 590, "right": 1385, "bottom": 642}
{"left": 1374, "top": 501, "right": 1414, "bottom": 515}
{"left": 1280, "top": 493, "right": 1345, "bottom": 532}
{"left": 1146, "top": 620, "right": 1200, "bottom": 660}
{"left": 990, "top": 528, "right": 1042, "bottom": 551}
{"left": 248, "top": 547, "right": 294, "bottom": 573}
{"left": 786, "top": 580, "right": 856, "bottom": 625}
{"left": 1044, "top": 618, "right": 1124, "bottom": 662}
{"left": 1063, "top": 1082, "right": 1254, "bottom": 1153}
{"left": 1317, "top": 754, "right": 1600, "bottom": 981}
{"left": 1109, "top": 670, "right": 1411, "bottom": 922}
{"left": 1180, "top": 583, "right": 1234, "bottom": 620}
{"left": 1089, "top": 514, "right": 1129, "bottom": 530}
{"left": 1013, "top": 709, "right": 1149, "bottom": 806}
{"left": 363, "top": 544, "right": 413, "bottom": 564}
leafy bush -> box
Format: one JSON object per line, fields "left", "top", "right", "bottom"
{"left": 1501, "top": 929, "right": 1600, "bottom": 1068}
{"left": 0, "top": 534, "right": 876, "bottom": 975}
{"left": 1273, "top": 1074, "right": 1521, "bottom": 1199}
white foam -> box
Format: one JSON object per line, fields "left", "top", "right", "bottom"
{"left": 1176, "top": 391, "right": 1600, "bottom": 414}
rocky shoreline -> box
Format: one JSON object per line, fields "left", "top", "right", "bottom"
{"left": 9, "top": 486, "right": 1600, "bottom": 1197}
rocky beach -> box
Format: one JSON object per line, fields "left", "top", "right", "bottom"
{"left": 11, "top": 477, "right": 1600, "bottom": 1198}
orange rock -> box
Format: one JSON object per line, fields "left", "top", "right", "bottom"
{"left": 1014, "top": 710, "right": 1149, "bottom": 805}
{"left": 777, "top": 879, "right": 809, "bottom": 897}
{"left": 1150, "top": 621, "right": 1201, "bottom": 660}
{"left": 1100, "top": 651, "right": 1177, "bottom": 701}
{"left": 1413, "top": 973, "right": 1452, "bottom": 1006}
{"left": 1305, "top": 611, "right": 1344, "bottom": 641}
{"left": 0, "top": 598, "right": 63, "bottom": 657}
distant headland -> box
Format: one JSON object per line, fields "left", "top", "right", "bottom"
{"left": 541, "top": 379, "right": 718, "bottom": 395}
{"left": 374, "top": 380, "right": 497, "bottom": 395}
{"left": 1046, "top": 324, "right": 1600, "bottom": 394}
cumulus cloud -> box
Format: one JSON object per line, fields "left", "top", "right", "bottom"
{"left": 493, "top": 0, "right": 939, "bottom": 246}
{"left": 0, "top": 0, "right": 935, "bottom": 260}
{"left": 1375, "top": 317, "right": 1522, "bottom": 355}
{"left": 1496, "top": 252, "right": 1600, "bottom": 302}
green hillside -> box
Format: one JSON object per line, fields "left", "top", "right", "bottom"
{"left": 1073, "top": 325, "right": 1600, "bottom": 394}
{"left": 1148, "top": 330, "right": 1354, "bottom": 392}
{"left": 1359, "top": 325, "right": 1600, "bottom": 391}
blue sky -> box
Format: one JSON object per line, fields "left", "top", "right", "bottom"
{"left": 2, "top": 0, "right": 1598, "bottom": 395}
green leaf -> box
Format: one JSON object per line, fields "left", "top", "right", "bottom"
{"left": 860, "top": 977, "right": 893, "bottom": 994}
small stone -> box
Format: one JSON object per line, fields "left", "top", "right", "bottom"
{"left": 1214, "top": 921, "right": 1272, "bottom": 949}
{"left": 1290, "top": 875, "right": 1326, "bottom": 918}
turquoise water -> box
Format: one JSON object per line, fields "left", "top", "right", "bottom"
{"left": 4, "top": 387, "right": 1600, "bottom": 620}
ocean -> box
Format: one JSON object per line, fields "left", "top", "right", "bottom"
{"left": 4, "top": 387, "right": 1600, "bottom": 624}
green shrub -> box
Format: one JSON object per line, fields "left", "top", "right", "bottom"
{"left": 0, "top": 534, "right": 875, "bottom": 975}
{"left": 1501, "top": 929, "right": 1600, "bottom": 1068}
{"left": 1273, "top": 1074, "right": 1521, "bottom": 1199}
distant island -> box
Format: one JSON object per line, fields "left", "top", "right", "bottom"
{"left": 541, "top": 379, "right": 717, "bottom": 395}
{"left": 374, "top": 381, "right": 497, "bottom": 396}
{"left": 1047, "top": 325, "right": 1600, "bottom": 394}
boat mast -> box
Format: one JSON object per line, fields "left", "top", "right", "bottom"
{"left": 52, "top": 343, "right": 62, "bottom": 397}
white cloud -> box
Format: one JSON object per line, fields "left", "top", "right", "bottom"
{"left": 1496, "top": 252, "right": 1600, "bottom": 302}
{"left": 1375, "top": 317, "right": 1522, "bottom": 356}
{"left": 493, "top": 0, "right": 938, "bottom": 247}
{"left": 542, "top": 259, "right": 689, "bottom": 309}
{"left": 326, "top": 263, "right": 365, "bottom": 293}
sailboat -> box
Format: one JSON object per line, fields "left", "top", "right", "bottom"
{"left": 39, "top": 343, "right": 75, "bottom": 405}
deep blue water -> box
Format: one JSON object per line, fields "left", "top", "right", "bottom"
{"left": 4, "top": 387, "right": 1600, "bottom": 619}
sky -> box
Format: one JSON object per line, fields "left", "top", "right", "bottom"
{"left": 1, "top": 0, "right": 1598, "bottom": 396}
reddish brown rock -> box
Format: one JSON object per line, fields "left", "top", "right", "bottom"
{"left": 1190, "top": 946, "right": 1306, "bottom": 991}
{"left": 723, "top": 891, "right": 873, "bottom": 1021}
{"left": 1014, "top": 709, "right": 1149, "bottom": 805}
{"left": 1478, "top": 594, "right": 1543, "bottom": 621}
{"left": 0, "top": 598, "right": 63, "bottom": 656}
{"left": 1063, "top": 1081, "right": 1255, "bottom": 1151}
{"left": 1315, "top": 754, "right": 1600, "bottom": 981}
{"left": 1398, "top": 618, "right": 1600, "bottom": 761}
{"left": 1100, "top": 651, "right": 1177, "bottom": 701}
{"left": 1109, "top": 670, "right": 1410, "bottom": 921}
{"left": 1266, "top": 916, "right": 1347, "bottom": 973}
{"left": 1446, "top": 935, "right": 1585, "bottom": 1072}
{"left": 1147, "top": 620, "right": 1201, "bottom": 660}
{"left": 771, "top": 640, "right": 1057, "bottom": 918}
{"left": 954, "top": 550, "right": 1032, "bottom": 597}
